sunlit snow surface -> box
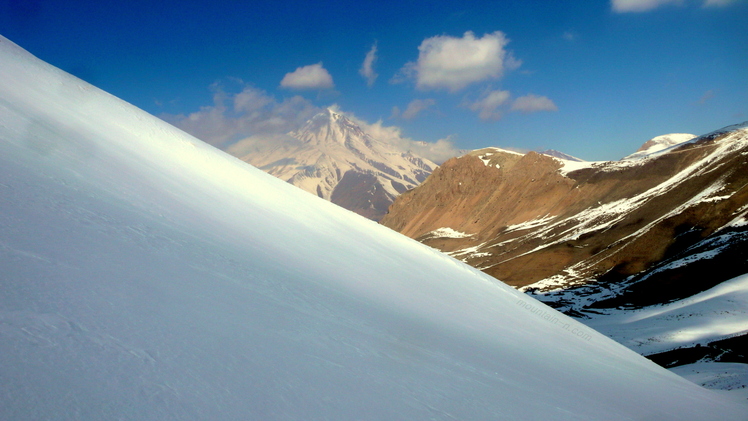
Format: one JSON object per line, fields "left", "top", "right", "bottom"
{"left": 586, "top": 274, "right": 748, "bottom": 355}
{"left": 1, "top": 35, "right": 747, "bottom": 420}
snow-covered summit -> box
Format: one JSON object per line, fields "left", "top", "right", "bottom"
{"left": 624, "top": 133, "right": 697, "bottom": 160}
{"left": 232, "top": 106, "right": 435, "bottom": 220}
{"left": 1, "top": 34, "right": 747, "bottom": 420}
{"left": 291, "top": 107, "right": 365, "bottom": 146}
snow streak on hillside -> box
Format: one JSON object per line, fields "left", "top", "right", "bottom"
{"left": 1, "top": 35, "right": 747, "bottom": 420}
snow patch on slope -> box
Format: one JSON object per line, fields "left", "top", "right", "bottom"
{"left": 426, "top": 227, "right": 474, "bottom": 238}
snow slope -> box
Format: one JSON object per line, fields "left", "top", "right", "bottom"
{"left": 1, "top": 35, "right": 746, "bottom": 420}
{"left": 672, "top": 363, "right": 748, "bottom": 399}
{"left": 586, "top": 273, "right": 748, "bottom": 356}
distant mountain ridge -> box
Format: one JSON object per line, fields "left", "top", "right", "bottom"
{"left": 234, "top": 108, "right": 436, "bottom": 220}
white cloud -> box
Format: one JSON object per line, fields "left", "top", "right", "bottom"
{"left": 280, "top": 63, "right": 334, "bottom": 90}
{"left": 359, "top": 42, "right": 378, "bottom": 87}
{"left": 468, "top": 90, "right": 511, "bottom": 121}
{"left": 611, "top": 0, "right": 682, "bottom": 12}
{"left": 162, "top": 83, "right": 320, "bottom": 147}
{"left": 511, "top": 94, "right": 558, "bottom": 113}
{"left": 399, "top": 99, "right": 436, "bottom": 120}
{"left": 399, "top": 31, "right": 521, "bottom": 92}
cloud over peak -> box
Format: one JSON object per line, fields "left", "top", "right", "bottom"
{"left": 399, "top": 31, "right": 521, "bottom": 92}
{"left": 349, "top": 116, "right": 459, "bottom": 164}
{"left": 163, "top": 83, "right": 320, "bottom": 147}
{"left": 280, "top": 63, "right": 334, "bottom": 90}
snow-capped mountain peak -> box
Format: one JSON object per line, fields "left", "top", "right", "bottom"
{"left": 291, "top": 107, "right": 369, "bottom": 146}
{"left": 238, "top": 107, "right": 436, "bottom": 220}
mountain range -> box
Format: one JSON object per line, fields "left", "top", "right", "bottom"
{"left": 381, "top": 123, "right": 748, "bottom": 391}
{"left": 230, "top": 108, "right": 436, "bottom": 220}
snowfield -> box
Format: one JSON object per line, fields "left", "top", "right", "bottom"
{"left": 1, "top": 34, "right": 747, "bottom": 420}
{"left": 586, "top": 273, "right": 748, "bottom": 356}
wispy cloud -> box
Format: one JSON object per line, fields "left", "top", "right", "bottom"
{"left": 697, "top": 89, "right": 716, "bottom": 104}
{"left": 359, "top": 42, "right": 378, "bottom": 87}
{"left": 396, "top": 31, "right": 521, "bottom": 92}
{"left": 467, "top": 90, "right": 511, "bottom": 121}
{"left": 511, "top": 94, "right": 558, "bottom": 113}
{"left": 162, "top": 82, "right": 320, "bottom": 147}
{"left": 466, "top": 91, "right": 558, "bottom": 120}
{"left": 393, "top": 99, "right": 437, "bottom": 120}
{"left": 340, "top": 110, "right": 460, "bottom": 164}
{"left": 562, "top": 31, "right": 578, "bottom": 42}
{"left": 280, "top": 63, "right": 334, "bottom": 90}
{"left": 611, "top": 0, "right": 682, "bottom": 12}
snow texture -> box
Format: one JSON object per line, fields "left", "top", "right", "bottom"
{"left": 1, "top": 35, "right": 747, "bottom": 420}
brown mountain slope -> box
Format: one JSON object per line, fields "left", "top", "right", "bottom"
{"left": 381, "top": 125, "right": 748, "bottom": 292}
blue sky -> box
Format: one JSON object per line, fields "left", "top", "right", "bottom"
{"left": 2, "top": 0, "right": 746, "bottom": 161}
